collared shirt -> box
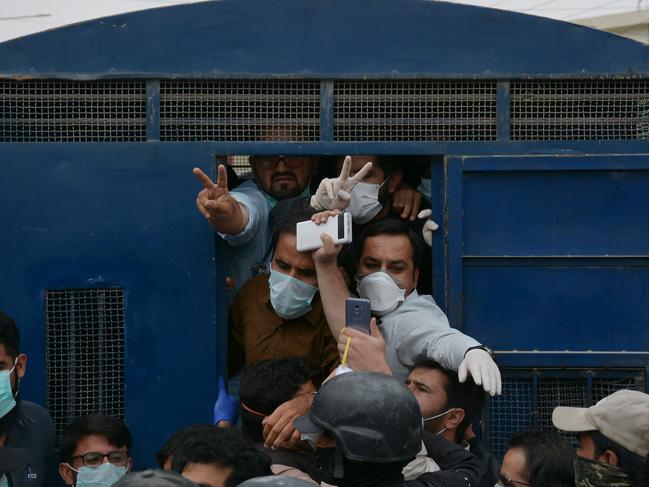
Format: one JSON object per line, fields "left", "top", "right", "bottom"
{"left": 228, "top": 275, "right": 338, "bottom": 385}
{"left": 4, "top": 401, "right": 55, "bottom": 487}
{"left": 378, "top": 290, "right": 480, "bottom": 382}
{"left": 219, "top": 181, "right": 311, "bottom": 302}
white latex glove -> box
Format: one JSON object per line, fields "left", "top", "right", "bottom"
{"left": 458, "top": 349, "right": 502, "bottom": 396}
{"left": 417, "top": 209, "right": 439, "bottom": 247}
{"left": 310, "top": 155, "right": 373, "bottom": 211}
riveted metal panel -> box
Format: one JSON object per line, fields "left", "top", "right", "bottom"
{"left": 0, "top": 80, "right": 146, "bottom": 142}
{"left": 45, "top": 288, "right": 125, "bottom": 444}
{"left": 159, "top": 80, "right": 320, "bottom": 141}
{"left": 511, "top": 80, "right": 649, "bottom": 140}
{"left": 333, "top": 80, "right": 497, "bottom": 141}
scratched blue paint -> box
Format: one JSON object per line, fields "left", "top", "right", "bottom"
{"left": 0, "top": 0, "right": 648, "bottom": 78}
{"left": 0, "top": 143, "right": 224, "bottom": 468}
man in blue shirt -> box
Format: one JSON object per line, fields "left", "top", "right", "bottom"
{"left": 194, "top": 154, "right": 316, "bottom": 300}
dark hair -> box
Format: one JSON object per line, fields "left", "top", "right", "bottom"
{"left": 588, "top": 430, "right": 647, "bottom": 487}
{"left": 269, "top": 198, "right": 316, "bottom": 242}
{"left": 239, "top": 358, "right": 312, "bottom": 442}
{"left": 507, "top": 431, "right": 575, "bottom": 487}
{"left": 59, "top": 414, "right": 132, "bottom": 463}
{"left": 0, "top": 310, "right": 20, "bottom": 359}
{"left": 167, "top": 424, "right": 271, "bottom": 487}
{"left": 413, "top": 358, "right": 486, "bottom": 443}
{"left": 337, "top": 155, "right": 402, "bottom": 179}
{"left": 358, "top": 218, "right": 425, "bottom": 271}
{"left": 372, "top": 156, "right": 402, "bottom": 179}
{"left": 156, "top": 424, "right": 207, "bottom": 468}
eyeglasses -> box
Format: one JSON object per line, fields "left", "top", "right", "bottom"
{"left": 71, "top": 451, "right": 130, "bottom": 468}
{"left": 498, "top": 474, "right": 530, "bottom": 487}
{"left": 253, "top": 155, "right": 307, "bottom": 170}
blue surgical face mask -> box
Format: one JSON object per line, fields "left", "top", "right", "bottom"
{"left": 67, "top": 463, "right": 127, "bottom": 487}
{"left": 0, "top": 474, "right": 8, "bottom": 487}
{"left": 268, "top": 269, "right": 318, "bottom": 320}
{"left": 0, "top": 360, "right": 17, "bottom": 419}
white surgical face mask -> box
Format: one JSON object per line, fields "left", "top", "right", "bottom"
{"left": 348, "top": 181, "right": 386, "bottom": 224}
{"left": 268, "top": 269, "right": 318, "bottom": 320}
{"left": 422, "top": 408, "right": 454, "bottom": 436}
{"left": 0, "top": 361, "right": 17, "bottom": 419}
{"left": 67, "top": 463, "right": 127, "bottom": 487}
{"left": 357, "top": 271, "right": 406, "bottom": 316}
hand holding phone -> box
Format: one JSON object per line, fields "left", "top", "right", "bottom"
{"left": 296, "top": 212, "right": 352, "bottom": 252}
{"left": 345, "top": 298, "right": 371, "bottom": 334}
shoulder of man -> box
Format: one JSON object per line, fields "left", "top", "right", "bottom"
{"left": 17, "top": 401, "right": 53, "bottom": 430}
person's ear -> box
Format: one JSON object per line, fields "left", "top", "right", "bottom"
{"left": 59, "top": 463, "right": 76, "bottom": 486}
{"left": 387, "top": 171, "right": 404, "bottom": 193}
{"left": 127, "top": 457, "right": 133, "bottom": 472}
{"left": 599, "top": 449, "right": 619, "bottom": 466}
{"left": 443, "top": 408, "right": 465, "bottom": 431}
{"left": 15, "top": 353, "right": 27, "bottom": 380}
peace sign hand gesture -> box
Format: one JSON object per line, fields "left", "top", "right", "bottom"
{"left": 310, "top": 155, "right": 373, "bottom": 211}
{"left": 193, "top": 165, "right": 248, "bottom": 235}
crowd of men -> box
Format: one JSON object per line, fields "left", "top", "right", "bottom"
{"left": 1, "top": 152, "right": 648, "bottom": 487}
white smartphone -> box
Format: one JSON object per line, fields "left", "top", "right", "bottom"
{"left": 296, "top": 212, "right": 352, "bottom": 252}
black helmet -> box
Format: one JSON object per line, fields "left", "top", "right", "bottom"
{"left": 294, "top": 371, "right": 421, "bottom": 463}
{"left": 238, "top": 476, "right": 316, "bottom": 486}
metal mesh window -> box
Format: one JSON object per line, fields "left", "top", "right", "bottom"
{"left": 45, "top": 288, "right": 125, "bottom": 444}
{"left": 0, "top": 80, "right": 146, "bottom": 142}
{"left": 333, "top": 81, "right": 497, "bottom": 141}
{"left": 160, "top": 80, "right": 320, "bottom": 141}
{"left": 486, "top": 369, "right": 644, "bottom": 458}
{"left": 511, "top": 80, "right": 649, "bottom": 140}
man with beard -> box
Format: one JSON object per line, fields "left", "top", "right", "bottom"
{"left": 0, "top": 310, "right": 54, "bottom": 487}
{"left": 293, "top": 371, "right": 487, "bottom": 487}
{"left": 194, "top": 146, "right": 318, "bottom": 301}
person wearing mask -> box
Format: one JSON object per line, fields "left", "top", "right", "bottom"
{"left": 552, "top": 389, "right": 649, "bottom": 487}
{"left": 312, "top": 217, "right": 501, "bottom": 391}
{"left": 0, "top": 310, "right": 54, "bottom": 487}
{"left": 262, "top": 217, "right": 500, "bottom": 451}
{"left": 403, "top": 359, "right": 498, "bottom": 487}
{"left": 58, "top": 414, "right": 132, "bottom": 487}
{"left": 293, "top": 371, "right": 487, "bottom": 487}
{"left": 227, "top": 205, "right": 339, "bottom": 386}
{"left": 498, "top": 431, "right": 575, "bottom": 487}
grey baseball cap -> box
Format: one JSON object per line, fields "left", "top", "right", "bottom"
{"left": 552, "top": 389, "right": 649, "bottom": 457}
{"left": 113, "top": 470, "right": 200, "bottom": 487}
{"left": 0, "top": 447, "right": 29, "bottom": 474}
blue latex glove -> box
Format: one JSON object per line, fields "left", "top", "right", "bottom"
{"left": 213, "top": 377, "right": 239, "bottom": 425}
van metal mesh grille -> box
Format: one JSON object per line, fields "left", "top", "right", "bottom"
{"left": 45, "top": 288, "right": 125, "bottom": 444}
{"left": 333, "top": 81, "right": 498, "bottom": 141}
{"left": 0, "top": 80, "right": 146, "bottom": 142}
{"left": 159, "top": 80, "right": 320, "bottom": 141}
{"left": 511, "top": 80, "right": 649, "bottom": 140}
{"left": 486, "top": 370, "right": 643, "bottom": 458}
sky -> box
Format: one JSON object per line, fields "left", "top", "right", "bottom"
{"left": 0, "top": 0, "right": 648, "bottom": 43}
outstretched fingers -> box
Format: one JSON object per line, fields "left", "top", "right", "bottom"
{"left": 349, "top": 161, "right": 373, "bottom": 184}
{"left": 193, "top": 167, "right": 216, "bottom": 190}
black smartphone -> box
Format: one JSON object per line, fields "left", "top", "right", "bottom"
{"left": 345, "top": 297, "right": 371, "bottom": 334}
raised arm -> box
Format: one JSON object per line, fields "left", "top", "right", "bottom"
{"left": 193, "top": 165, "right": 249, "bottom": 235}
{"left": 312, "top": 217, "right": 350, "bottom": 338}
